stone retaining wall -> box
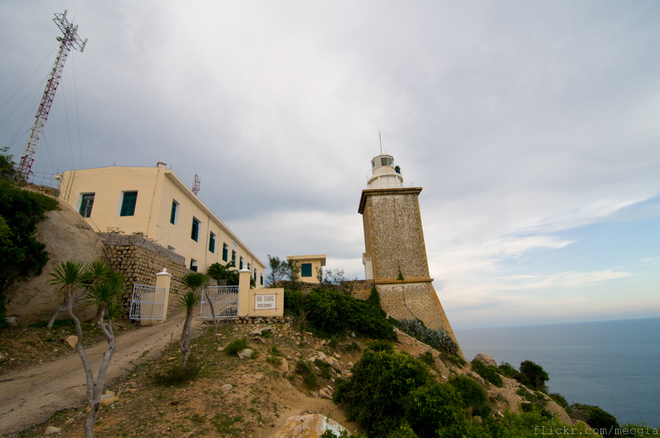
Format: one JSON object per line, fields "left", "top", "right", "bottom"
{"left": 100, "top": 233, "right": 191, "bottom": 313}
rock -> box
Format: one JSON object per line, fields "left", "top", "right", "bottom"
{"left": 278, "top": 358, "right": 289, "bottom": 373}
{"left": 473, "top": 352, "right": 497, "bottom": 368}
{"left": 100, "top": 395, "right": 119, "bottom": 406}
{"left": 6, "top": 316, "right": 18, "bottom": 326}
{"left": 221, "top": 384, "right": 233, "bottom": 391}
{"left": 45, "top": 426, "right": 62, "bottom": 434}
{"left": 238, "top": 349, "right": 253, "bottom": 359}
{"left": 434, "top": 357, "right": 451, "bottom": 379}
{"left": 317, "top": 351, "right": 327, "bottom": 361}
{"left": 319, "top": 387, "right": 333, "bottom": 399}
{"left": 64, "top": 335, "right": 78, "bottom": 349}
{"left": 270, "top": 414, "right": 349, "bottom": 438}
{"left": 4, "top": 201, "right": 103, "bottom": 326}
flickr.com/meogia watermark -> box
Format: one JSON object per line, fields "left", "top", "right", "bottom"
{"left": 534, "top": 425, "right": 659, "bottom": 436}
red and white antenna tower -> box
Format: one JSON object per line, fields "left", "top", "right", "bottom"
{"left": 192, "top": 174, "right": 201, "bottom": 195}
{"left": 17, "top": 10, "right": 87, "bottom": 180}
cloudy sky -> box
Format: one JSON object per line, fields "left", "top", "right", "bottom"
{"left": 1, "top": 1, "right": 659, "bottom": 329}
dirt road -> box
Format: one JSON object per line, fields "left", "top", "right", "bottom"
{"left": 0, "top": 312, "right": 202, "bottom": 436}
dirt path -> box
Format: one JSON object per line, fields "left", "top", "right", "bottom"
{"left": 0, "top": 311, "right": 202, "bottom": 436}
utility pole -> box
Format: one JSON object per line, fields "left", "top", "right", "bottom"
{"left": 17, "top": 10, "right": 87, "bottom": 181}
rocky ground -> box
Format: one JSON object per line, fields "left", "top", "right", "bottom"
{"left": 1, "top": 317, "right": 574, "bottom": 437}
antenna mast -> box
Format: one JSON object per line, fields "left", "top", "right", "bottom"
{"left": 192, "top": 174, "right": 201, "bottom": 195}
{"left": 17, "top": 10, "right": 87, "bottom": 180}
{"left": 379, "top": 131, "right": 383, "bottom": 154}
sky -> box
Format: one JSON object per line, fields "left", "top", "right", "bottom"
{"left": 1, "top": 1, "right": 659, "bottom": 329}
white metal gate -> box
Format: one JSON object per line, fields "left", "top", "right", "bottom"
{"left": 200, "top": 285, "right": 239, "bottom": 319}
{"left": 129, "top": 284, "right": 166, "bottom": 320}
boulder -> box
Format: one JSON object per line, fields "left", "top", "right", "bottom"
{"left": 44, "top": 426, "right": 62, "bottom": 435}
{"left": 238, "top": 349, "right": 254, "bottom": 359}
{"left": 473, "top": 353, "right": 497, "bottom": 368}
{"left": 4, "top": 200, "right": 104, "bottom": 326}
{"left": 271, "top": 414, "right": 349, "bottom": 438}
{"left": 100, "top": 394, "right": 119, "bottom": 406}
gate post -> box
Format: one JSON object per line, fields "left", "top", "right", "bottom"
{"left": 155, "top": 268, "right": 172, "bottom": 321}
{"left": 237, "top": 268, "right": 251, "bottom": 317}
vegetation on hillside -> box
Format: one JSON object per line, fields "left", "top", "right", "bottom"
{"left": 0, "top": 148, "right": 59, "bottom": 329}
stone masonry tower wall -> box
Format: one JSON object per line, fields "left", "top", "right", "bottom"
{"left": 359, "top": 155, "right": 461, "bottom": 356}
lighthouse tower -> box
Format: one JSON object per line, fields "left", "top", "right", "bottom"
{"left": 359, "top": 153, "right": 461, "bottom": 353}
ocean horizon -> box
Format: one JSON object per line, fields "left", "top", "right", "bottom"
{"left": 456, "top": 317, "right": 660, "bottom": 427}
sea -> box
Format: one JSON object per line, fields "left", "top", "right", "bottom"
{"left": 456, "top": 317, "right": 660, "bottom": 427}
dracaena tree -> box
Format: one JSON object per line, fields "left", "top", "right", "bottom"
{"left": 179, "top": 273, "right": 207, "bottom": 366}
{"left": 49, "top": 261, "right": 124, "bottom": 438}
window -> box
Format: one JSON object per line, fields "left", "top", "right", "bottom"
{"left": 222, "top": 243, "right": 228, "bottom": 262}
{"left": 190, "top": 259, "right": 198, "bottom": 272}
{"left": 260, "top": 274, "right": 263, "bottom": 286}
{"left": 191, "top": 217, "right": 200, "bottom": 241}
{"left": 170, "top": 200, "right": 179, "bottom": 225}
{"left": 253, "top": 268, "right": 257, "bottom": 281}
{"left": 119, "top": 191, "right": 138, "bottom": 216}
{"left": 301, "top": 263, "right": 312, "bottom": 277}
{"left": 247, "top": 263, "right": 251, "bottom": 272}
{"left": 231, "top": 250, "right": 236, "bottom": 266}
{"left": 209, "top": 232, "right": 216, "bottom": 253}
{"left": 79, "top": 193, "right": 95, "bottom": 218}
{"left": 239, "top": 256, "right": 244, "bottom": 270}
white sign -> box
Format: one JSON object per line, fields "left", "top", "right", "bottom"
{"left": 255, "top": 294, "right": 277, "bottom": 310}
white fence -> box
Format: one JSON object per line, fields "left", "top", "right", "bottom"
{"left": 200, "top": 285, "right": 239, "bottom": 319}
{"left": 129, "top": 284, "right": 166, "bottom": 320}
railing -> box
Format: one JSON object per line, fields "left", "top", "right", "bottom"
{"left": 129, "top": 284, "right": 166, "bottom": 320}
{"left": 200, "top": 285, "right": 239, "bottom": 319}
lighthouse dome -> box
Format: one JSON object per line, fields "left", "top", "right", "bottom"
{"left": 367, "top": 154, "right": 404, "bottom": 189}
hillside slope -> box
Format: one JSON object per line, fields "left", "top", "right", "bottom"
{"left": 12, "top": 318, "right": 577, "bottom": 437}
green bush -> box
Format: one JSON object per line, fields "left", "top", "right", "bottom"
{"left": 303, "top": 372, "right": 318, "bottom": 389}
{"left": 419, "top": 351, "right": 434, "bottom": 366}
{"left": 448, "top": 375, "right": 491, "bottom": 418}
{"left": 569, "top": 404, "right": 619, "bottom": 437}
{"left": 224, "top": 337, "right": 248, "bottom": 355}
{"left": 498, "top": 362, "right": 520, "bottom": 379}
{"left": 405, "top": 382, "right": 485, "bottom": 438}
{"left": 367, "top": 339, "right": 395, "bottom": 353}
{"left": 519, "top": 360, "right": 549, "bottom": 393}
{"left": 549, "top": 392, "right": 569, "bottom": 409}
{"left": 314, "top": 359, "right": 332, "bottom": 379}
{"left": 334, "top": 349, "right": 433, "bottom": 436}
{"left": 284, "top": 288, "right": 396, "bottom": 340}
{"left": 471, "top": 359, "right": 503, "bottom": 387}
{"left": 153, "top": 352, "right": 202, "bottom": 386}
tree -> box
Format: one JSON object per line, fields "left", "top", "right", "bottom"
{"left": 267, "top": 255, "right": 299, "bottom": 284}
{"left": 519, "top": 360, "right": 549, "bottom": 392}
{"left": 179, "top": 273, "right": 206, "bottom": 366}
{"left": 49, "top": 261, "right": 124, "bottom": 438}
{"left": 207, "top": 261, "right": 238, "bottom": 285}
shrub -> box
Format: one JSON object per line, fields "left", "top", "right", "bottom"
{"left": 549, "top": 392, "right": 569, "bottom": 409}
{"left": 569, "top": 404, "right": 619, "bottom": 437}
{"left": 448, "top": 375, "right": 491, "bottom": 418}
{"left": 471, "top": 359, "right": 503, "bottom": 387}
{"left": 224, "top": 337, "right": 248, "bottom": 355}
{"left": 498, "top": 361, "right": 519, "bottom": 379}
{"left": 519, "top": 360, "right": 549, "bottom": 393}
{"left": 419, "top": 351, "right": 434, "bottom": 366}
{"left": 303, "top": 372, "right": 318, "bottom": 389}
{"left": 284, "top": 288, "right": 396, "bottom": 340}
{"left": 334, "top": 349, "right": 433, "bottom": 436}
{"left": 367, "top": 339, "right": 395, "bottom": 353}
{"left": 314, "top": 359, "right": 332, "bottom": 379}
{"left": 405, "top": 382, "right": 474, "bottom": 438}
{"left": 153, "top": 352, "right": 202, "bottom": 386}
